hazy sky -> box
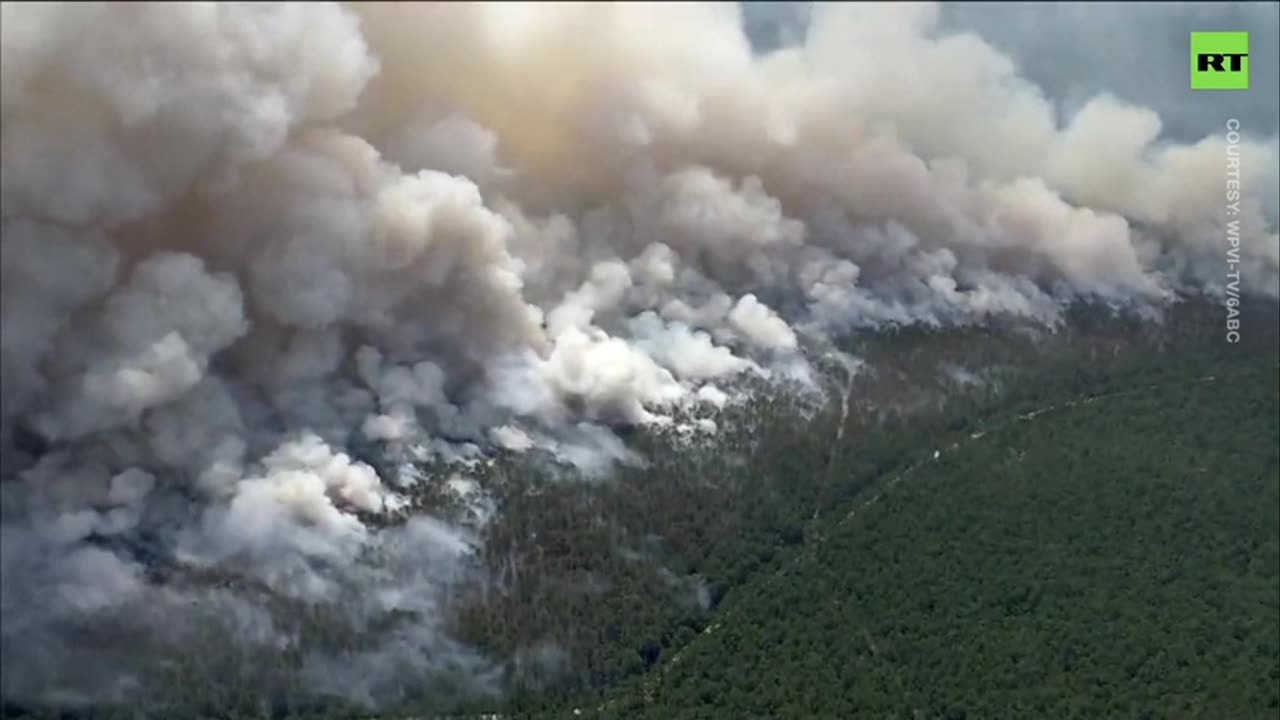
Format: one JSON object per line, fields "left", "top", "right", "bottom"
{"left": 744, "top": 1, "right": 1280, "bottom": 142}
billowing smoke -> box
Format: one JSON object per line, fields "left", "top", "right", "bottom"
{"left": 939, "top": 2, "right": 1280, "bottom": 146}
{"left": 2, "top": 1, "right": 1277, "bottom": 709}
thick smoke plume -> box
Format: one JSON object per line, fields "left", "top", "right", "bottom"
{"left": 2, "top": 1, "right": 1277, "bottom": 709}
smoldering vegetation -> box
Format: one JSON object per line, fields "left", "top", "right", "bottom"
{"left": 0, "top": 1, "right": 1277, "bottom": 716}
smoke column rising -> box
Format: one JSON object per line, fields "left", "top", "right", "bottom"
{"left": 1, "top": 0, "right": 1277, "bottom": 709}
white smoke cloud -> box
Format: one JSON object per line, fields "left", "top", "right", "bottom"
{"left": 1, "top": 0, "right": 1277, "bottom": 710}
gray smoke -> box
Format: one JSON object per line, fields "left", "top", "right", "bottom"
{"left": 2, "top": 1, "right": 1277, "bottom": 709}
{"left": 940, "top": 2, "right": 1280, "bottom": 146}
{"left": 747, "top": 2, "right": 1280, "bottom": 145}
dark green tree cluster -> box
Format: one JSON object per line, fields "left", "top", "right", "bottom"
{"left": 597, "top": 357, "right": 1279, "bottom": 719}
{"left": 5, "top": 295, "right": 1277, "bottom": 719}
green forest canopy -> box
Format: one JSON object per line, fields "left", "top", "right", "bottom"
{"left": 596, "top": 358, "right": 1280, "bottom": 719}
{"left": 5, "top": 299, "right": 1278, "bottom": 720}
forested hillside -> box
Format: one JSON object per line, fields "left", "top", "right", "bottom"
{"left": 3, "top": 299, "right": 1277, "bottom": 720}
{"left": 593, "top": 355, "right": 1280, "bottom": 719}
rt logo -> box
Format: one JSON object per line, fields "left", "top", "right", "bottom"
{"left": 1192, "top": 32, "right": 1249, "bottom": 90}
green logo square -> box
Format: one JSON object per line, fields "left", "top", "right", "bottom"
{"left": 1191, "top": 32, "right": 1249, "bottom": 90}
